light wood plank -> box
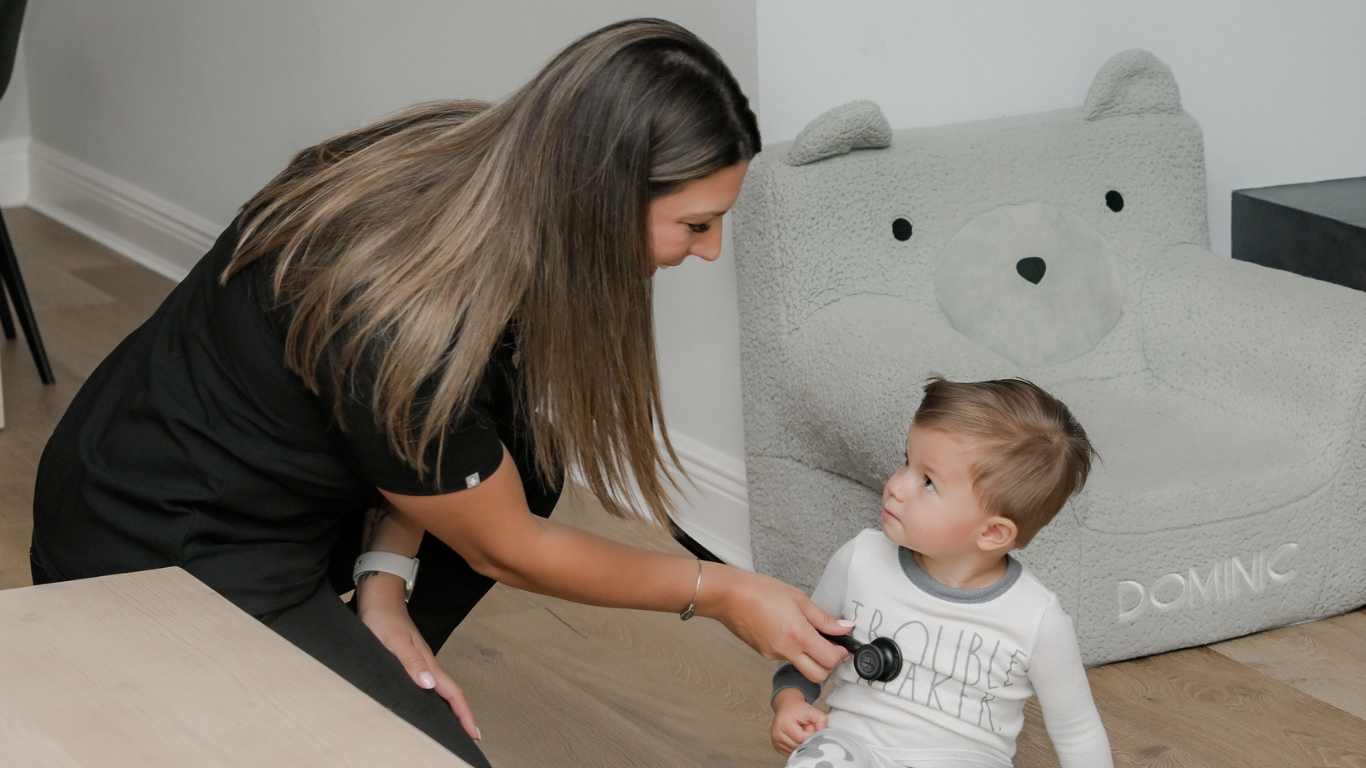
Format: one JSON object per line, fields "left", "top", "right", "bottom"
{"left": 458, "top": 598, "right": 784, "bottom": 768}
{"left": 1088, "top": 647, "right": 1366, "bottom": 767}
{"left": 32, "top": 302, "right": 154, "bottom": 379}
{"left": 2, "top": 207, "right": 129, "bottom": 273}
{"left": 1211, "top": 608, "right": 1366, "bottom": 720}
{"left": 10, "top": 255, "right": 114, "bottom": 312}
{"left": 0, "top": 568, "right": 470, "bottom": 768}
{"left": 70, "top": 264, "right": 176, "bottom": 316}
{"left": 438, "top": 624, "right": 712, "bottom": 768}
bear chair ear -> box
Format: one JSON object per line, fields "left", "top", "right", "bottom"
{"left": 785, "top": 100, "right": 892, "bottom": 166}
{"left": 1083, "top": 49, "right": 1183, "bottom": 121}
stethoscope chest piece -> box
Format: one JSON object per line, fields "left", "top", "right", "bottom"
{"left": 853, "top": 637, "right": 902, "bottom": 683}
{"left": 821, "top": 632, "right": 903, "bottom": 683}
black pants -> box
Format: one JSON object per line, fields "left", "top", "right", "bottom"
{"left": 31, "top": 465, "right": 562, "bottom": 768}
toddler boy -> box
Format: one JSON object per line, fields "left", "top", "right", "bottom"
{"left": 771, "top": 377, "right": 1112, "bottom": 768}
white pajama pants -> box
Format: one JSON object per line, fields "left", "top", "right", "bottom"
{"left": 785, "top": 728, "right": 903, "bottom": 768}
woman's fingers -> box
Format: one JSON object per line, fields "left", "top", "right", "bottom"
{"left": 384, "top": 629, "right": 437, "bottom": 690}
{"left": 791, "top": 623, "right": 850, "bottom": 678}
{"left": 408, "top": 630, "right": 481, "bottom": 741}
{"left": 428, "top": 665, "right": 481, "bottom": 742}
{"left": 805, "top": 602, "right": 857, "bottom": 638}
{"left": 359, "top": 602, "right": 482, "bottom": 742}
{"left": 800, "top": 602, "right": 856, "bottom": 672}
{"left": 788, "top": 651, "right": 840, "bottom": 685}
{"left": 717, "top": 571, "right": 851, "bottom": 676}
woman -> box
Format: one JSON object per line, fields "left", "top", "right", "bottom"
{"left": 29, "top": 18, "right": 849, "bottom": 767}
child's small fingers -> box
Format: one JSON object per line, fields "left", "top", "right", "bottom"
{"left": 774, "top": 732, "right": 798, "bottom": 757}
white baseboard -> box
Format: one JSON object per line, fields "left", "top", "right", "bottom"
{"left": 27, "top": 142, "right": 221, "bottom": 282}
{"left": 668, "top": 431, "right": 753, "bottom": 569}
{"left": 0, "top": 137, "right": 29, "bottom": 207}
{"left": 18, "top": 139, "right": 757, "bottom": 566}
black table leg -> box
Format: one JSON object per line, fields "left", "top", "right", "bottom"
{"left": 0, "top": 209, "right": 54, "bottom": 384}
{"left": 0, "top": 266, "right": 15, "bottom": 339}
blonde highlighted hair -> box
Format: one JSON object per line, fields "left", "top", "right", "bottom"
{"left": 913, "top": 377, "right": 1096, "bottom": 547}
{"left": 221, "top": 19, "right": 759, "bottom": 524}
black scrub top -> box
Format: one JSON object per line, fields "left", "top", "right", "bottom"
{"left": 32, "top": 223, "right": 512, "bottom": 616}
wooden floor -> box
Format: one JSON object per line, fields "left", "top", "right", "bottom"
{"left": 2, "top": 206, "right": 1364, "bottom": 767}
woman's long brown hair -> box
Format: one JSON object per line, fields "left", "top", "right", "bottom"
{"left": 221, "top": 19, "right": 760, "bottom": 524}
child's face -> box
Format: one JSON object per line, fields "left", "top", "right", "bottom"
{"left": 881, "top": 424, "right": 992, "bottom": 558}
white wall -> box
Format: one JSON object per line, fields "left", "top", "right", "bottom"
{"left": 757, "top": 0, "right": 1366, "bottom": 257}
{"left": 0, "top": 36, "right": 28, "bottom": 139}
{"left": 0, "top": 37, "right": 30, "bottom": 206}
{"left": 22, "top": 0, "right": 757, "bottom": 565}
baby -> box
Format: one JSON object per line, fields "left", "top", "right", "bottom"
{"left": 771, "top": 377, "right": 1113, "bottom": 768}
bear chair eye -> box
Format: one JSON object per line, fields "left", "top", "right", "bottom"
{"left": 892, "top": 217, "right": 913, "bottom": 241}
{"left": 1106, "top": 190, "right": 1124, "bottom": 212}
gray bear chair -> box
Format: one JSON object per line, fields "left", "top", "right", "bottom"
{"left": 735, "top": 49, "right": 1366, "bottom": 666}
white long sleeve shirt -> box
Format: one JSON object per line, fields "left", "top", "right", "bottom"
{"left": 775, "top": 530, "right": 1112, "bottom": 768}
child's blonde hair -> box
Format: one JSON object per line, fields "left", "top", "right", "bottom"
{"left": 913, "top": 377, "right": 1096, "bottom": 547}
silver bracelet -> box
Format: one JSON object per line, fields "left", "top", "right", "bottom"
{"left": 680, "top": 557, "right": 703, "bottom": 621}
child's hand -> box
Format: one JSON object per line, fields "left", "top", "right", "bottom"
{"left": 771, "top": 688, "right": 828, "bottom": 756}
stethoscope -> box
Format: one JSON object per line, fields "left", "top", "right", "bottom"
{"left": 819, "top": 631, "right": 903, "bottom": 683}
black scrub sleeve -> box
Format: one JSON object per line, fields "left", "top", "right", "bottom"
{"left": 322, "top": 352, "right": 507, "bottom": 498}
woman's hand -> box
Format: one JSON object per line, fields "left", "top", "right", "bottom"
{"left": 697, "top": 565, "right": 853, "bottom": 683}
{"left": 356, "top": 572, "right": 481, "bottom": 743}
{"left": 770, "top": 688, "right": 828, "bottom": 756}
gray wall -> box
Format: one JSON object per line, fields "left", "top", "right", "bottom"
{"left": 0, "top": 37, "right": 31, "bottom": 207}
{"left": 23, "top": 1, "right": 758, "bottom": 558}
{"left": 0, "top": 37, "right": 28, "bottom": 141}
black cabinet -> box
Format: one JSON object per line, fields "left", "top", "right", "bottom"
{"left": 1232, "top": 176, "right": 1366, "bottom": 290}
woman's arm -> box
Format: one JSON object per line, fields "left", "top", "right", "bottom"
{"left": 382, "top": 444, "right": 851, "bottom": 682}
{"left": 354, "top": 504, "right": 481, "bottom": 742}
{"left": 360, "top": 501, "right": 424, "bottom": 557}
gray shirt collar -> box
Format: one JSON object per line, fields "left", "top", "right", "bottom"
{"left": 898, "top": 547, "right": 1022, "bottom": 603}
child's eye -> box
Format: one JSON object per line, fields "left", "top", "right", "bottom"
{"left": 924, "top": 476, "right": 935, "bottom": 491}
{"left": 687, "top": 222, "right": 710, "bottom": 234}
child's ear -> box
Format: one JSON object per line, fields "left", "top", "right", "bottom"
{"left": 979, "top": 516, "right": 1018, "bottom": 552}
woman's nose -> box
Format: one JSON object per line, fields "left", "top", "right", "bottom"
{"left": 691, "top": 224, "right": 723, "bottom": 261}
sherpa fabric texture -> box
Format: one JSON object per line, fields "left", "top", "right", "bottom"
{"left": 733, "top": 49, "right": 1366, "bottom": 666}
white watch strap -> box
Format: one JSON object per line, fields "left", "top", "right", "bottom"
{"left": 353, "top": 551, "right": 420, "bottom": 602}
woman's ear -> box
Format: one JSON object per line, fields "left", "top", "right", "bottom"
{"left": 978, "top": 516, "right": 1018, "bottom": 552}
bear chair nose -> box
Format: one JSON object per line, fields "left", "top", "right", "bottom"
{"left": 1016, "top": 256, "right": 1047, "bottom": 284}
{"left": 933, "top": 201, "right": 1126, "bottom": 368}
